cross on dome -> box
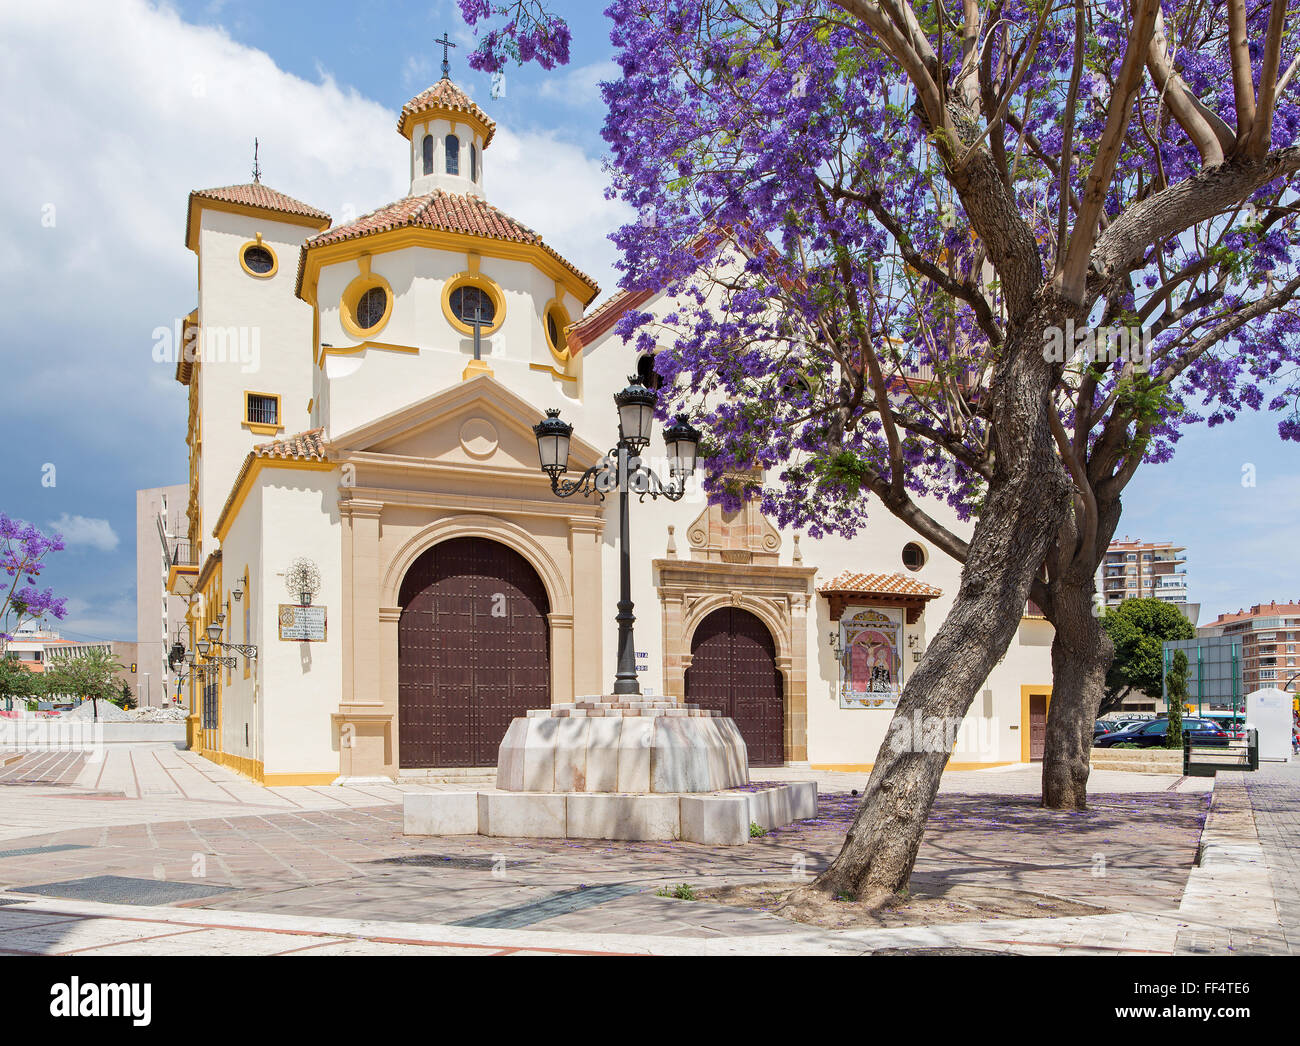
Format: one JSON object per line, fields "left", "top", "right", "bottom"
{"left": 435, "top": 31, "right": 457, "bottom": 80}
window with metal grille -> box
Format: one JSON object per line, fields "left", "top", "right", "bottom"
{"left": 422, "top": 135, "right": 434, "bottom": 176}
{"left": 202, "top": 670, "right": 218, "bottom": 731}
{"left": 246, "top": 394, "right": 278, "bottom": 427}
{"left": 355, "top": 286, "right": 388, "bottom": 330}
{"left": 445, "top": 134, "right": 460, "bottom": 176}
{"left": 470, "top": 144, "right": 478, "bottom": 182}
{"left": 450, "top": 285, "right": 494, "bottom": 326}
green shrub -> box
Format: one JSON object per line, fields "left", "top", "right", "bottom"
{"left": 655, "top": 883, "right": 697, "bottom": 901}
{"left": 749, "top": 821, "right": 767, "bottom": 838}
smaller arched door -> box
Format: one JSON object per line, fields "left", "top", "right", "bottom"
{"left": 686, "top": 608, "right": 785, "bottom": 766}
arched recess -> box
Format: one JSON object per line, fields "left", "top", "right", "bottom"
{"left": 397, "top": 536, "right": 551, "bottom": 769}
{"left": 685, "top": 606, "right": 786, "bottom": 766}
{"left": 382, "top": 513, "right": 571, "bottom": 617}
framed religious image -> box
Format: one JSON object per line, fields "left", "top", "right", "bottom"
{"left": 838, "top": 607, "right": 904, "bottom": 709}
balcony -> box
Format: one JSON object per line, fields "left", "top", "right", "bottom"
{"left": 166, "top": 539, "right": 200, "bottom": 596}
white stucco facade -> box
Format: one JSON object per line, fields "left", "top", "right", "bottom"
{"left": 172, "top": 77, "right": 1054, "bottom": 785}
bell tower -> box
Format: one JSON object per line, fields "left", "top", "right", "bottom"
{"left": 398, "top": 40, "right": 495, "bottom": 200}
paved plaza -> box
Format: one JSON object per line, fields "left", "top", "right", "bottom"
{"left": 0, "top": 744, "right": 1293, "bottom": 956}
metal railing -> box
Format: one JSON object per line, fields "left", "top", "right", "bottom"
{"left": 1183, "top": 728, "right": 1259, "bottom": 777}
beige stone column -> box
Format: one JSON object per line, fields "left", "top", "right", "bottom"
{"left": 787, "top": 593, "right": 810, "bottom": 762}
{"left": 549, "top": 612, "right": 575, "bottom": 705}
{"left": 346, "top": 500, "right": 384, "bottom": 700}
{"left": 660, "top": 590, "right": 686, "bottom": 703}
{"left": 568, "top": 517, "right": 604, "bottom": 698}
{"left": 334, "top": 500, "right": 392, "bottom": 780}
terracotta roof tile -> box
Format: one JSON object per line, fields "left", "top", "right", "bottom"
{"left": 253, "top": 429, "right": 329, "bottom": 462}
{"left": 400, "top": 78, "right": 497, "bottom": 145}
{"left": 213, "top": 431, "right": 331, "bottom": 541}
{"left": 186, "top": 183, "right": 331, "bottom": 252}
{"left": 817, "top": 571, "right": 943, "bottom": 600}
{"left": 190, "top": 183, "right": 331, "bottom": 223}
{"left": 301, "top": 191, "right": 598, "bottom": 300}
{"left": 568, "top": 287, "right": 653, "bottom": 353}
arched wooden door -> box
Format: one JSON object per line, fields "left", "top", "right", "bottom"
{"left": 398, "top": 537, "right": 551, "bottom": 768}
{"left": 686, "top": 608, "right": 785, "bottom": 766}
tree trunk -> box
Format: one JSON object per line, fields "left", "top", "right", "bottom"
{"left": 1040, "top": 571, "right": 1113, "bottom": 809}
{"left": 781, "top": 311, "right": 1075, "bottom": 909}
{"left": 1039, "top": 500, "right": 1122, "bottom": 809}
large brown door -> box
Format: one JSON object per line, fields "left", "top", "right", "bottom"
{"left": 398, "top": 537, "right": 551, "bottom": 768}
{"left": 1029, "top": 694, "right": 1049, "bottom": 761}
{"left": 686, "top": 608, "right": 785, "bottom": 766}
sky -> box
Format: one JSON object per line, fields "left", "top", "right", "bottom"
{"left": 0, "top": 0, "right": 1296, "bottom": 646}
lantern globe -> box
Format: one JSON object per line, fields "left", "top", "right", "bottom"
{"left": 663, "top": 416, "right": 701, "bottom": 479}
{"left": 614, "top": 379, "right": 658, "bottom": 450}
{"left": 533, "top": 408, "right": 574, "bottom": 477}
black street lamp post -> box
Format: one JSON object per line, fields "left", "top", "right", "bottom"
{"left": 534, "top": 377, "right": 700, "bottom": 696}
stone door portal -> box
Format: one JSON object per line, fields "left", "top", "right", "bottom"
{"left": 686, "top": 607, "right": 785, "bottom": 766}
{"left": 398, "top": 537, "right": 551, "bottom": 768}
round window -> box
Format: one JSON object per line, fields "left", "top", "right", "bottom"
{"left": 355, "top": 287, "right": 388, "bottom": 331}
{"left": 242, "top": 245, "right": 275, "bottom": 275}
{"left": 902, "top": 542, "right": 927, "bottom": 572}
{"left": 547, "top": 311, "right": 563, "bottom": 351}
{"left": 450, "top": 285, "right": 496, "bottom": 327}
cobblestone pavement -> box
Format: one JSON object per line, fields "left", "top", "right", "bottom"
{"left": 4, "top": 745, "right": 1292, "bottom": 956}
{"left": 0, "top": 747, "right": 1214, "bottom": 951}
{"left": 1243, "top": 762, "right": 1300, "bottom": 953}
{"left": 0, "top": 746, "right": 479, "bottom": 842}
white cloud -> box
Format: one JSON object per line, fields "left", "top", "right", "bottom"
{"left": 537, "top": 61, "right": 621, "bottom": 109}
{"left": 48, "top": 514, "right": 121, "bottom": 553}
{"left": 489, "top": 127, "right": 633, "bottom": 297}
{"left": 0, "top": 0, "right": 631, "bottom": 646}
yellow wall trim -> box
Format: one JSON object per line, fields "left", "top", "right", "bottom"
{"left": 262, "top": 773, "right": 341, "bottom": 787}
{"left": 319, "top": 340, "right": 421, "bottom": 365}
{"left": 238, "top": 234, "right": 279, "bottom": 279}
{"left": 214, "top": 457, "right": 336, "bottom": 544}
{"left": 340, "top": 270, "right": 395, "bottom": 340}
{"left": 442, "top": 270, "right": 506, "bottom": 338}
{"left": 1020, "top": 685, "right": 1054, "bottom": 764}
{"left": 529, "top": 362, "right": 579, "bottom": 384}
{"left": 187, "top": 196, "right": 330, "bottom": 253}
{"left": 299, "top": 227, "right": 599, "bottom": 309}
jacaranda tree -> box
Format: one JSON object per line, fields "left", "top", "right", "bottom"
{"left": 0, "top": 514, "right": 66, "bottom": 642}
{"left": 460, "top": 0, "right": 1300, "bottom": 906}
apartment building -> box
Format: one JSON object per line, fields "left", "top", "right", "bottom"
{"left": 136, "top": 485, "right": 191, "bottom": 706}
{"left": 1201, "top": 601, "right": 1300, "bottom": 696}
{"left": 1097, "top": 538, "right": 1191, "bottom": 609}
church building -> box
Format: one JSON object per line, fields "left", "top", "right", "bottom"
{"left": 167, "top": 74, "right": 1055, "bottom": 786}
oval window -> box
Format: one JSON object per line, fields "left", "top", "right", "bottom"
{"left": 243, "top": 245, "right": 275, "bottom": 275}
{"left": 902, "top": 542, "right": 927, "bottom": 572}
{"left": 546, "top": 309, "right": 568, "bottom": 353}
{"left": 450, "top": 285, "right": 496, "bottom": 327}
{"left": 355, "top": 286, "right": 389, "bottom": 331}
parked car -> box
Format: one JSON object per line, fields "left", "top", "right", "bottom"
{"left": 1201, "top": 714, "right": 1248, "bottom": 740}
{"left": 1094, "top": 720, "right": 1121, "bottom": 738}
{"left": 1093, "top": 717, "right": 1230, "bottom": 748}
